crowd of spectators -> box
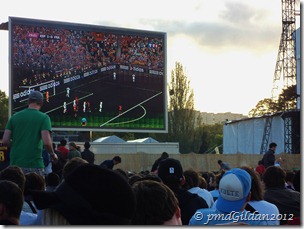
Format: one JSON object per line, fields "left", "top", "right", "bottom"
{"left": 118, "top": 36, "right": 163, "bottom": 69}
{"left": 12, "top": 25, "right": 164, "bottom": 89}
{"left": 0, "top": 146, "right": 300, "bottom": 225}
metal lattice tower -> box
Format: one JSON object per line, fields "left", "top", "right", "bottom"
{"left": 260, "top": 116, "right": 273, "bottom": 154}
{"left": 261, "top": 0, "right": 298, "bottom": 154}
{"left": 271, "top": 0, "right": 297, "bottom": 103}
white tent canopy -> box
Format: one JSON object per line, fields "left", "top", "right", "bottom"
{"left": 127, "top": 137, "right": 159, "bottom": 143}
{"left": 91, "top": 135, "right": 179, "bottom": 154}
{"left": 93, "top": 135, "right": 125, "bottom": 143}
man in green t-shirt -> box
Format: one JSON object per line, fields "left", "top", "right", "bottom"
{"left": 2, "top": 91, "right": 58, "bottom": 176}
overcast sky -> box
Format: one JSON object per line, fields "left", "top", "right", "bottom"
{"left": 0, "top": 0, "right": 301, "bottom": 115}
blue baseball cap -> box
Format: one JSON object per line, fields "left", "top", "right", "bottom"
{"left": 28, "top": 90, "right": 43, "bottom": 102}
{"left": 216, "top": 168, "right": 251, "bottom": 213}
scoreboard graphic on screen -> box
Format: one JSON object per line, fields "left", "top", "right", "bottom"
{"left": 9, "top": 17, "right": 167, "bottom": 133}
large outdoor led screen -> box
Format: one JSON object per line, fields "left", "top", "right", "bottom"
{"left": 9, "top": 17, "right": 167, "bottom": 133}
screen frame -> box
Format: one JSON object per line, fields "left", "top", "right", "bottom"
{"left": 9, "top": 16, "right": 168, "bottom": 133}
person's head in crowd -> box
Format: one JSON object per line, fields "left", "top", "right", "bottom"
{"left": 31, "top": 164, "right": 136, "bottom": 225}
{"left": 140, "top": 170, "right": 150, "bottom": 176}
{"left": 198, "top": 176, "right": 208, "bottom": 189}
{"left": 262, "top": 166, "right": 286, "bottom": 189}
{"left": 201, "top": 171, "right": 215, "bottom": 190}
{"left": 62, "top": 157, "right": 88, "bottom": 179}
{"left": 200, "top": 171, "right": 210, "bottom": 183}
{"left": 293, "top": 170, "right": 300, "bottom": 192}
{"left": 132, "top": 180, "right": 182, "bottom": 225}
{"left": 285, "top": 170, "right": 295, "bottom": 181}
{"left": 285, "top": 170, "right": 295, "bottom": 189}
{"left": 262, "top": 166, "right": 300, "bottom": 225}
{"left": 28, "top": 90, "right": 44, "bottom": 107}
{"left": 216, "top": 168, "right": 251, "bottom": 213}
{"left": 113, "top": 156, "right": 122, "bottom": 165}
{"left": 0, "top": 166, "right": 26, "bottom": 192}
{"left": 139, "top": 174, "right": 163, "bottom": 183}
{"left": 68, "top": 142, "right": 78, "bottom": 151}
{"left": 45, "top": 172, "right": 60, "bottom": 191}
{"left": 269, "top": 142, "right": 277, "bottom": 150}
{"left": 84, "top": 141, "right": 91, "bottom": 149}
{"left": 60, "top": 139, "right": 67, "bottom": 146}
{"left": 183, "top": 169, "right": 199, "bottom": 190}
{"left": 131, "top": 174, "right": 163, "bottom": 186}
{"left": 157, "top": 158, "right": 184, "bottom": 188}
{"left": 151, "top": 152, "right": 169, "bottom": 173}
{"left": 240, "top": 166, "right": 264, "bottom": 201}
{"left": 217, "top": 159, "right": 231, "bottom": 171}
{"left": 160, "top": 152, "right": 169, "bottom": 160}
{"left": 213, "top": 170, "right": 225, "bottom": 190}
{"left": 129, "top": 174, "right": 144, "bottom": 186}
{"left": 208, "top": 172, "right": 215, "bottom": 183}
{"left": 0, "top": 180, "right": 24, "bottom": 225}
{"left": 24, "top": 172, "right": 46, "bottom": 197}
{"left": 115, "top": 168, "right": 128, "bottom": 181}
{"left": 255, "top": 160, "right": 266, "bottom": 178}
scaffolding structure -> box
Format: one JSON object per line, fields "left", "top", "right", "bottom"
{"left": 261, "top": 0, "right": 299, "bottom": 154}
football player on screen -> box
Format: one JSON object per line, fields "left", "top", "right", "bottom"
{"left": 83, "top": 101, "right": 86, "bottom": 113}
{"left": 66, "top": 87, "right": 70, "bottom": 97}
{"left": 87, "top": 101, "right": 91, "bottom": 112}
{"left": 45, "top": 91, "right": 49, "bottom": 102}
{"left": 99, "top": 101, "right": 103, "bottom": 112}
{"left": 63, "top": 101, "right": 67, "bottom": 114}
{"left": 81, "top": 117, "right": 87, "bottom": 126}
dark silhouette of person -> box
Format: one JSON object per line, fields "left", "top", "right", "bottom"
{"left": 81, "top": 142, "right": 95, "bottom": 164}
{"left": 151, "top": 152, "right": 169, "bottom": 172}
{"left": 100, "top": 156, "right": 121, "bottom": 169}
{"left": 262, "top": 142, "right": 277, "bottom": 168}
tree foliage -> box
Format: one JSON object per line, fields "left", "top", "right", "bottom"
{"left": 248, "top": 98, "right": 277, "bottom": 117}
{"left": 167, "top": 62, "right": 197, "bottom": 153}
{"left": 249, "top": 85, "right": 297, "bottom": 117}
{"left": 277, "top": 85, "right": 297, "bottom": 111}
{"left": 198, "top": 123, "right": 223, "bottom": 154}
{"left": 0, "top": 90, "right": 9, "bottom": 130}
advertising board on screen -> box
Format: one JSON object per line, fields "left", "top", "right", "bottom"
{"left": 9, "top": 17, "right": 167, "bottom": 133}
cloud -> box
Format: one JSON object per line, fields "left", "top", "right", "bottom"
{"left": 95, "top": 1, "right": 281, "bottom": 52}
{"left": 219, "top": 1, "right": 267, "bottom": 26}
{"left": 137, "top": 19, "right": 281, "bottom": 52}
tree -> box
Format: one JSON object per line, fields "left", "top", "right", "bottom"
{"left": 198, "top": 123, "right": 223, "bottom": 154}
{"left": 248, "top": 98, "right": 277, "bottom": 117}
{"left": 277, "top": 85, "right": 297, "bottom": 111}
{"left": 0, "top": 90, "right": 8, "bottom": 130}
{"left": 168, "top": 62, "right": 196, "bottom": 153}
{"left": 248, "top": 85, "right": 297, "bottom": 117}
{"left": 198, "top": 129, "right": 209, "bottom": 153}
